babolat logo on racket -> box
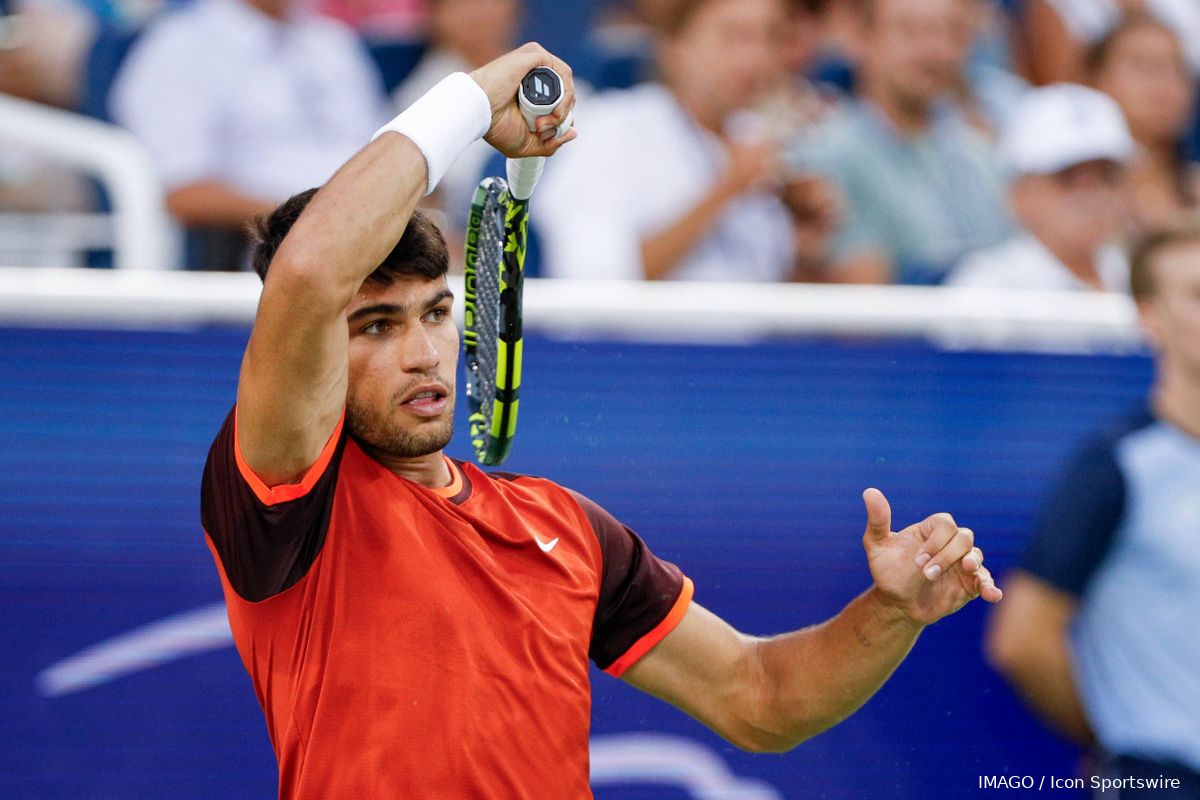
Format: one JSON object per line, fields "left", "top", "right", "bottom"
{"left": 521, "top": 68, "right": 561, "bottom": 106}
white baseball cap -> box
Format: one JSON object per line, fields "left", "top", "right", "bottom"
{"left": 1001, "top": 84, "right": 1135, "bottom": 176}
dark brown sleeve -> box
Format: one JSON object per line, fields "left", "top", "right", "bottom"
{"left": 199, "top": 407, "right": 346, "bottom": 602}
{"left": 567, "top": 490, "right": 692, "bottom": 676}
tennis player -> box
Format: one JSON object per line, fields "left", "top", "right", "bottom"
{"left": 200, "top": 43, "right": 1002, "bottom": 798}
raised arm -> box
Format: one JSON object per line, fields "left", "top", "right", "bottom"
{"left": 622, "top": 489, "right": 1002, "bottom": 752}
{"left": 235, "top": 44, "right": 575, "bottom": 486}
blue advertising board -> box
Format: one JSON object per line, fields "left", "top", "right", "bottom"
{"left": 0, "top": 325, "right": 1152, "bottom": 798}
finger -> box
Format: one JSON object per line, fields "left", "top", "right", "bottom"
{"left": 962, "top": 546, "right": 984, "bottom": 574}
{"left": 543, "top": 127, "right": 577, "bottom": 154}
{"left": 975, "top": 565, "right": 1002, "bottom": 603}
{"left": 912, "top": 514, "right": 959, "bottom": 568}
{"left": 862, "top": 488, "right": 892, "bottom": 541}
{"left": 921, "top": 526, "right": 974, "bottom": 581}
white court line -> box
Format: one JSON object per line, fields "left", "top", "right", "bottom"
{"left": 36, "top": 603, "right": 232, "bottom": 697}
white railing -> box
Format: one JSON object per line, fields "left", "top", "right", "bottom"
{"left": 0, "top": 95, "right": 176, "bottom": 271}
{"left": 0, "top": 267, "right": 1144, "bottom": 352}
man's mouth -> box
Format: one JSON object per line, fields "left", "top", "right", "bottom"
{"left": 399, "top": 385, "right": 450, "bottom": 417}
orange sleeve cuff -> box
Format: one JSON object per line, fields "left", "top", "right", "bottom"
{"left": 603, "top": 576, "right": 694, "bottom": 678}
{"left": 233, "top": 409, "right": 345, "bottom": 506}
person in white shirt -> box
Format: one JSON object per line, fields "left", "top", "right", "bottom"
{"left": 535, "top": 0, "right": 829, "bottom": 283}
{"left": 947, "top": 84, "right": 1135, "bottom": 292}
{"left": 110, "top": 0, "right": 386, "bottom": 266}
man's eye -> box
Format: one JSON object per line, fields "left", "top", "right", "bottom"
{"left": 363, "top": 320, "right": 390, "bottom": 334}
{"left": 426, "top": 307, "right": 449, "bottom": 323}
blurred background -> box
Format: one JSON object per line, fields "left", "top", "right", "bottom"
{"left": 2, "top": 0, "right": 1198, "bottom": 797}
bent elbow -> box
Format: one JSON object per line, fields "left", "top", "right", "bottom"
{"left": 737, "top": 735, "right": 800, "bottom": 755}
{"left": 264, "top": 245, "right": 358, "bottom": 310}
{"left": 721, "top": 718, "right": 816, "bottom": 755}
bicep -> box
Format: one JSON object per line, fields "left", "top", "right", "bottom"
{"left": 237, "top": 267, "right": 350, "bottom": 486}
{"left": 621, "top": 602, "right": 760, "bottom": 737}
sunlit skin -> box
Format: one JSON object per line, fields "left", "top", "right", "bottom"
{"left": 344, "top": 275, "right": 460, "bottom": 488}
{"left": 1141, "top": 241, "right": 1200, "bottom": 439}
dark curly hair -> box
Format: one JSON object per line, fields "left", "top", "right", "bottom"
{"left": 249, "top": 188, "right": 449, "bottom": 285}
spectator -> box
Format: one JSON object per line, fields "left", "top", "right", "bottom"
{"left": 1086, "top": 11, "right": 1200, "bottom": 235}
{"left": 947, "top": 84, "right": 1133, "bottom": 292}
{"left": 314, "top": 0, "right": 426, "bottom": 39}
{"left": 110, "top": 0, "right": 386, "bottom": 268}
{"left": 1021, "top": 0, "right": 1200, "bottom": 85}
{"left": 392, "top": 0, "right": 520, "bottom": 231}
{"left": 0, "top": 1, "right": 94, "bottom": 109}
{"left": 394, "top": 0, "right": 516, "bottom": 109}
{"left": 956, "top": 0, "right": 1028, "bottom": 136}
{"left": 808, "top": 0, "right": 1013, "bottom": 284}
{"left": 578, "top": 0, "right": 677, "bottom": 92}
{"left": 537, "top": 0, "right": 837, "bottom": 282}
{"left": 986, "top": 216, "right": 1200, "bottom": 798}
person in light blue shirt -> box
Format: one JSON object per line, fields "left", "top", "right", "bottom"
{"left": 987, "top": 216, "right": 1200, "bottom": 798}
{"left": 798, "top": 0, "right": 1013, "bottom": 284}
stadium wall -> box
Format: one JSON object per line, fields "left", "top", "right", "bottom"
{"left": 0, "top": 271, "right": 1150, "bottom": 798}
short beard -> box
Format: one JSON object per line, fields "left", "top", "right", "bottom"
{"left": 346, "top": 393, "right": 455, "bottom": 460}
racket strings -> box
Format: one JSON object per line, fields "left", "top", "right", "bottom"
{"left": 468, "top": 187, "right": 506, "bottom": 424}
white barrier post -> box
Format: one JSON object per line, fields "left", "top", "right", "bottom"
{"left": 0, "top": 94, "right": 177, "bottom": 270}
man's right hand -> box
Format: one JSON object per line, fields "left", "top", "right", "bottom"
{"left": 470, "top": 43, "right": 577, "bottom": 159}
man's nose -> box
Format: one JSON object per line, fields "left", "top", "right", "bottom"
{"left": 400, "top": 327, "right": 440, "bottom": 372}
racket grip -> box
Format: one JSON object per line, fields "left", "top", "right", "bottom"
{"left": 506, "top": 156, "right": 545, "bottom": 202}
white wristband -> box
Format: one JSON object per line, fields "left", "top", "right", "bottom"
{"left": 373, "top": 71, "right": 492, "bottom": 196}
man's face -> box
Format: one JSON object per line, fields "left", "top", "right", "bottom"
{"left": 1092, "top": 22, "right": 1195, "bottom": 146}
{"left": 344, "top": 275, "right": 459, "bottom": 460}
{"left": 431, "top": 0, "right": 521, "bottom": 66}
{"left": 861, "top": 0, "right": 972, "bottom": 109}
{"left": 1013, "top": 160, "right": 1129, "bottom": 255}
{"left": 662, "top": 0, "right": 785, "bottom": 120}
{"left": 1141, "top": 241, "right": 1200, "bottom": 381}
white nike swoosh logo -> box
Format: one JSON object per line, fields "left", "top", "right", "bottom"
{"left": 535, "top": 535, "right": 559, "bottom": 553}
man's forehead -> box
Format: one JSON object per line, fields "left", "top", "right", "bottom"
{"left": 346, "top": 275, "right": 452, "bottom": 314}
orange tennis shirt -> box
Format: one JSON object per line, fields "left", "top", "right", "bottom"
{"left": 199, "top": 408, "right": 693, "bottom": 798}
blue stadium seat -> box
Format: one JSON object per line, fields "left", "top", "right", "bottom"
{"left": 363, "top": 38, "right": 428, "bottom": 96}
{"left": 79, "top": 23, "right": 144, "bottom": 122}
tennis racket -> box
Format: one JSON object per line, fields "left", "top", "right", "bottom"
{"left": 463, "top": 66, "right": 566, "bottom": 465}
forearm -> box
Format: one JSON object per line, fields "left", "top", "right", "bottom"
{"left": 270, "top": 134, "right": 427, "bottom": 307}
{"left": 166, "top": 182, "right": 277, "bottom": 229}
{"left": 640, "top": 181, "right": 738, "bottom": 280}
{"left": 998, "top": 636, "right": 1095, "bottom": 746}
{"left": 752, "top": 587, "right": 922, "bottom": 749}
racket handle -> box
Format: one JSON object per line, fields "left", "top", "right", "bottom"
{"left": 518, "top": 66, "right": 566, "bottom": 135}
{"left": 507, "top": 66, "right": 568, "bottom": 201}
{"left": 506, "top": 156, "right": 545, "bottom": 201}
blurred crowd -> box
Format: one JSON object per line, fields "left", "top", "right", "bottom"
{"left": 2, "top": 0, "right": 1200, "bottom": 288}
{"left": 3, "top": 1, "right": 1200, "bottom": 790}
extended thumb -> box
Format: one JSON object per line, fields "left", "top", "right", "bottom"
{"left": 863, "top": 488, "right": 892, "bottom": 539}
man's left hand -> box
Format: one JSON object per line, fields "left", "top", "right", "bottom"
{"left": 862, "top": 488, "right": 1003, "bottom": 626}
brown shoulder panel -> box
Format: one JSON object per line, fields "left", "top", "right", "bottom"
{"left": 565, "top": 489, "right": 685, "bottom": 670}
{"left": 200, "top": 407, "right": 346, "bottom": 602}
